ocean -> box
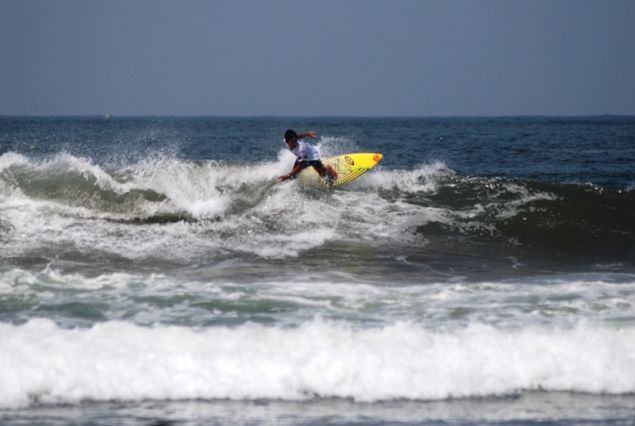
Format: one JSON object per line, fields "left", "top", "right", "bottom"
{"left": 0, "top": 116, "right": 634, "bottom": 425}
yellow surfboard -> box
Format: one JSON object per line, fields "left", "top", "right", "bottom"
{"left": 298, "top": 152, "right": 383, "bottom": 188}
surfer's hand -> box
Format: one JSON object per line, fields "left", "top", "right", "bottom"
{"left": 277, "top": 174, "right": 290, "bottom": 182}
{"left": 305, "top": 131, "right": 317, "bottom": 139}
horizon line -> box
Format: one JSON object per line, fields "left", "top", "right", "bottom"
{"left": 2, "top": 113, "right": 634, "bottom": 119}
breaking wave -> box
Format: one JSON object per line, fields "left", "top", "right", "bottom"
{"left": 0, "top": 319, "right": 634, "bottom": 408}
{"left": 0, "top": 151, "right": 633, "bottom": 262}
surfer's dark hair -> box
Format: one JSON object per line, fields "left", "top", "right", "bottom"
{"left": 284, "top": 129, "right": 298, "bottom": 142}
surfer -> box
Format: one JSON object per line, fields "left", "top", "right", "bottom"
{"left": 277, "top": 129, "right": 337, "bottom": 184}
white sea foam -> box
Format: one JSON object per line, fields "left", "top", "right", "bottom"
{"left": 0, "top": 151, "right": 454, "bottom": 260}
{"left": 0, "top": 319, "right": 634, "bottom": 408}
{"left": 486, "top": 182, "right": 558, "bottom": 220}
{"left": 2, "top": 267, "right": 635, "bottom": 331}
{"left": 355, "top": 161, "right": 450, "bottom": 193}
{"left": 0, "top": 150, "right": 598, "bottom": 262}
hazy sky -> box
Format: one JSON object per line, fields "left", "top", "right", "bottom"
{"left": 1, "top": 0, "right": 634, "bottom": 116}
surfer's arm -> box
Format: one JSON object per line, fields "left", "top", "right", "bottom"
{"left": 277, "top": 160, "right": 304, "bottom": 182}
{"left": 297, "top": 131, "right": 317, "bottom": 139}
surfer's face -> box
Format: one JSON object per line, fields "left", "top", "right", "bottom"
{"left": 285, "top": 138, "right": 298, "bottom": 150}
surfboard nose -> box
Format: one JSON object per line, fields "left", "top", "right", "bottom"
{"left": 373, "top": 153, "right": 383, "bottom": 163}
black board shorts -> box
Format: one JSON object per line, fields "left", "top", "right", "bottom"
{"left": 295, "top": 159, "right": 327, "bottom": 174}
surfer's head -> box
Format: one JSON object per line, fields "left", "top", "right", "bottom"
{"left": 284, "top": 129, "right": 298, "bottom": 149}
{"left": 284, "top": 129, "right": 297, "bottom": 142}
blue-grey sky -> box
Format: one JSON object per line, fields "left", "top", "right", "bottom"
{"left": 1, "top": 0, "right": 634, "bottom": 116}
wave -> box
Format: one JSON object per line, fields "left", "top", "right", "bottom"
{"left": 0, "top": 319, "right": 633, "bottom": 408}
{"left": 0, "top": 151, "right": 633, "bottom": 262}
{"left": 0, "top": 151, "right": 282, "bottom": 220}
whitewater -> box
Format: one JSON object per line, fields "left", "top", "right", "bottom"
{"left": 2, "top": 319, "right": 635, "bottom": 409}
{"left": 1, "top": 116, "right": 634, "bottom": 425}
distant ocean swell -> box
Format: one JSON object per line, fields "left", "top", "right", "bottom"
{"left": 0, "top": 319, "right": 633, "bottom": 408}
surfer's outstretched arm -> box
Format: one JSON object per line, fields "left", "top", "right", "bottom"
{"left": 296, "top": 131, "right": 317, "bottom": 139}
{"left": 277, "top": 160, "right": 304, "bottom": 182}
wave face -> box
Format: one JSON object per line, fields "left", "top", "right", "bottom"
{"left": 0, "top": 150, "right": 633, "bottom": 274}
{"left": 1, "top": 117, "right": 635, "bottom": 415}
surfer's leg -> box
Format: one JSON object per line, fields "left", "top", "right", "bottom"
{"left": 313, "top": 162, "right": 336, "bottom": 186}
{"left": 326, "top": 164, "right": 337, "bottom": 179}
{"left": 312, "top": 162, "right": 327, "bottom": 177}
{"left": 312, "top": 161, "right": 336, "bottom": 178}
